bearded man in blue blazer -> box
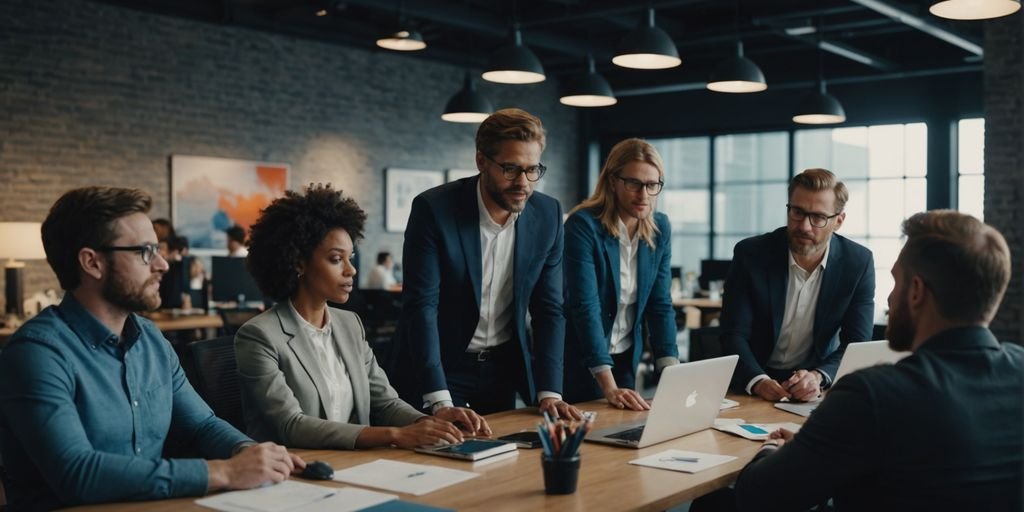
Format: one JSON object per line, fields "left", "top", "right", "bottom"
{"left": 720, "top": 168, "right": 875, "bottom": 402}
{"left": 393, "top": 108, "right": 582, "bottom": 420}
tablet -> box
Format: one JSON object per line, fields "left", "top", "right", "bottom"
{"left": 413, "top": 439, "right": 517, "bottom": 461}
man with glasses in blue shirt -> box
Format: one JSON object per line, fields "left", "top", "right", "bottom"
{"left": 0, "top": 187, "right": 304, "bottom": 510}
{"left": 393, "top": 108, "right": 582, "bottom": 420}
{"left": 719, "top": 168, "right": 875, "bottom": 402}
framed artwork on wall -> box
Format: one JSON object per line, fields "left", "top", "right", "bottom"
{"left": 170, "top": 155, "right": 289, "bottom": 252}
{"left": 447, "top": 168, "right": 478, "bottom": 182}
{"left": 385, "top": 168, "right": 443, "bottom": 232}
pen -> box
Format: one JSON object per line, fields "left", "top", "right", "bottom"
{"left": 407, "top": 471, "right": 426, "bottom": 478}
{"left": 660, "top": 456, "right": 700, "bottom": 463}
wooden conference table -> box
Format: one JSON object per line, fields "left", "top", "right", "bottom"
{"left": 68, "top": 394, "right": 804, "bottom": 512}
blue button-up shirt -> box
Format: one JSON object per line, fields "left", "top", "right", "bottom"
{"left": 0, "top": 293, "right": 252, "bottom": 510}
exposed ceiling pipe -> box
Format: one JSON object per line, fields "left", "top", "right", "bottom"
{"left": 848, "top": 0, "right": 982, "bottom": 56}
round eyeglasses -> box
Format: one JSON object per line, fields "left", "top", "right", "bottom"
{"left": 482, "top": 153, "right": 547, "bottom": 182}
{"left": 786, "top": 204, "right": 841, "bottom": 228}
{"left": 613, "top": 174, "right": 664, "bottom": 195}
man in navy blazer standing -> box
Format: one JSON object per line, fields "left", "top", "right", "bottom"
{"left": 720, "top": 168, "right": 875, "bottom": 401}
{"left": 395, "top": 108, "right": 582, "bottom": 420}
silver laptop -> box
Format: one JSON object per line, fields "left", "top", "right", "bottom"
{"left": 775, "top": 340, "right": 909, "bottom": 417}
{"left": 586, "top": 355, "right": 738, "bottom": 449}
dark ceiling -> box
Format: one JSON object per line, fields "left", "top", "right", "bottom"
{"left": 90, "top": 0, "right": 985, "bottom": 98}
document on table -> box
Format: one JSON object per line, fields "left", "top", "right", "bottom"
{"left": 712, "top": 418, "right": 802, "bottom": 441}
{"left": 629, "top": 449, "right": 737, "bottom": 474}
{"left": 720, "top": 398, "right": 740, "bottom": 410}
{"left": 195, "top": 480, "right": 396, "bottom": 512}
{"left": 332, "top": 459, "right": 479, "bottom": 496}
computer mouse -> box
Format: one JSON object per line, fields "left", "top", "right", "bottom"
{"left": 300, "top": 460, "right": 334, "bottom": 480}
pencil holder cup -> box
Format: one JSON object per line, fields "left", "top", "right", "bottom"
{"left": 541, "top": 455, "right": 581, "bottom": 495}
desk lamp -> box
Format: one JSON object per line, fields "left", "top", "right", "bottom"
{"left": 0, "top": 222, "right": 47, "bottom": 321}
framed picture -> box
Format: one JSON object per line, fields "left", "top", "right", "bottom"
{"left": 447, "top": 168, "right": 478, "bottom": 182}
{"left": 385, "top": 168, "right": 444, "bottom": 232}
{"left": 170, "top": 155, "right": 289, "bottom": 252}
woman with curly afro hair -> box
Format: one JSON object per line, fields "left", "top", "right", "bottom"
{"left": 234, "top": 184, "right": 490, "bottom": 450}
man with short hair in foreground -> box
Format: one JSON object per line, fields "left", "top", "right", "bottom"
{"left": 0, "top": 186, "right": 304, "bottom": 510}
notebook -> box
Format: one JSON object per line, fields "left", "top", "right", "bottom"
{"left": 775, "top": 340, "right": 909, "bottom": 417}
{"left": 586, "top": 355, "right": 738, "bottom": 448}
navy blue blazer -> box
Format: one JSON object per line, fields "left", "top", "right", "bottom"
{"left": 736, "top": 327, "right": 1024, "bottom": 511}
{"left": 563, "top": 209, "right": 677, "bottom": 374}
{"left": 720, "top": 227, "right": 875, "bottom": 389}
{"left": 393, "top": 176, "right": 565, "bottom": 404}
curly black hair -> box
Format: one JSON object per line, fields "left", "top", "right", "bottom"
{"left": 246, "top": 184, "right": 367, "bottom": 301}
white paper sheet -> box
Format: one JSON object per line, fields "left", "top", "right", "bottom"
{"left": 720, "top": 398, "right": 740, "bottom": 410}
{"left": 332, "top": 459, "right": 478, "bottom": 496}
{"left": 774, "top": 401, "right": 818, "bottom": 417}
{"left": 195, "top": 480, "right": 396, "bottom": 512}
{"left": 712, "top": 418, "right": 803, "bottom": 440}
{"left": 629, "top": 449, "right": 737, "bottom": 474}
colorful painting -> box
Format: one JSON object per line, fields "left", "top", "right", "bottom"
{"left": 171, "top": 155, "right": 289, "bottom": 250}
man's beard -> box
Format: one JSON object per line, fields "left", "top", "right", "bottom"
{"left": 483, "top": 173, "right": 529, "bottom": 213}
{"left": 787, "top": 230, "right": 826, "bottom": 257}
{"left": 886, "top": 290, "right": 914, "bottom": 351}
{"left": 103, "top": 260, "right": 162, "bottom": 312}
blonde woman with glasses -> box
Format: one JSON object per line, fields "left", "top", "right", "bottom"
{"left": 562, "top": 138, "right": 679, "bottom": 410}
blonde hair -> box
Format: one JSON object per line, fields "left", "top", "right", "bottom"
{"left": 475, "top": 108, "right": 546, "bottom": 158}
{"left": 570, "top": 138, "right": 663, "bottom": 248}
{"left": 790, "top": 168, "right": 849, "bottom": 213}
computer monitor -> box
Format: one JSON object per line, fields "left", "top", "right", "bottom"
{"left": 699, "top": 259, "right": 732, "bottom": 290}
{"left": 211, "top": 256, "right": 263, "bottom": 304}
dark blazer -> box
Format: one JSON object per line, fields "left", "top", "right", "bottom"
{"left": 720, "top": 227, "right": 875, "bottom": 389}
{"left": 393, "top": 176, "right": 565, "bottom": 404}
{"left": 235, "top": 304, "right": 424, "bottom": 449}
{"left": 735, "top": 327, "right": 1024, "bottom": 512}
{"left": 562, "top": 208, "right": 677, "bottom": 399}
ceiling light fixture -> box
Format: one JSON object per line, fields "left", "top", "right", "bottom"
{"left": 929, "top": 0, "right": 1020, "bottom": 20}
{"left": 612, "top": 8, "right": 681, "bottom": 70}
{"left": 707, "top": 41, "right": 767, "bottom": 93}
{"left": 793, "top": 22, "right": 846, "bottom": 124}
{"left": 442, "top": 72, "right": 494, "bottom": 123}
{"left": 560, "top": 56, "right": 617, "bottom": 107}
{"left": 482, "top": 27, "right": 546, "bottom": 84}
{"left": 376, "top": 29, "right": 426, "bottom": 51}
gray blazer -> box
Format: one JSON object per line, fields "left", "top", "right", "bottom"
{"left": 234, "top": 304, "right": 425, "bottom": 449}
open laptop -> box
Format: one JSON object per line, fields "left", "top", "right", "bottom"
{"left": 586, "top": 355, "right": 738, "bottom": 449}
{"left": 775, "top": 340, "right": 910, "bottom": 417}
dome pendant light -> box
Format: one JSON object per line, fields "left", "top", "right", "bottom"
{"left": 613, "top": 8, "right": 681, "bottom": 70}
{"left": 707, "top": 41, "right": 767, "bottom": 93}
{"left": 559, "top": 56, "right": 618, "bottom": 107}
{"left": 442, "top": 72, "right": 494, "bottom": 123}
{"left": 376, "top": 29, "right": 426, "bottom": 51}
{"left": 929, "top": 0, "right": 1020, "bottom": 20}
{"left": 792, "top": 80, "right": 846, "bottom": 124}
{"left": 482, "top": 27, "right": 546, "bottom": 84}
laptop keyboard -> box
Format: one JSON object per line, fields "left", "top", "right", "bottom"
{"left": 607, "top": 425, "right": 645, "bottom": 442}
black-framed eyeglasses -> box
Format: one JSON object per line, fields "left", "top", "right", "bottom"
{"left": 786, "top": 204, "right": 841, "bottom": 228}
{"left": 614, "top": 174, "right": 664, "bottom": 196}
{"left": 482, "top": 153, "right": 547, "bottom": 182}
{"left": 98, "top": 243, "right": 161, "bottom": 265}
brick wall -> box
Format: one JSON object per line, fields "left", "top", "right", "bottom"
{"left": 0, "top": 0, "right": 580, "bottom": 305}
{"left": 984, "top": 13, "right": 1023, "bottom": 342}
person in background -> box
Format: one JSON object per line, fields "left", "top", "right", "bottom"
{"left": 366, "top": 251, "right": 400, "bottom": 291}
{"left": 152, "top": 217, "right": 175, "bottom": 260}
{"left": 235, "top": 184, "right": 490, "bottom": 450}
{"left": 731, "top": 210, "right": 1022, "bottom": 511}
{"left": 719, "top": 168, "right": 875, "bottom": 402}
{"left": 562, "top": 138, "right": 678, "bottom": 410}
{"left": 394, "top": 108, "right": 581, "bottom": 420}
{"left": 0, "top": 187, "right": 303, "bottom": 510}
{"left": 226, "top": 225, "right": 247, "bottom": 258}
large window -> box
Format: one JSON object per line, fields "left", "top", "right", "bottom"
{"left": 650, "top": 137, "right": 710, "bottom": 274}
{"left": 957, "top": 118, "right": 984, "bottom": 220}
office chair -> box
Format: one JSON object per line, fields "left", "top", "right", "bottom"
{"left": 688, "top": 327, "right": 725, "bottom": 362}
{"left": 188, "top": 336, "right": 244, "bottom": 431}
{"left": 217, "top": 307, "right": 262, "bottom": 336}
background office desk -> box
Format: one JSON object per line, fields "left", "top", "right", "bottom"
{"left": 66, "top": 395, "right": 802, "bottom": 512}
